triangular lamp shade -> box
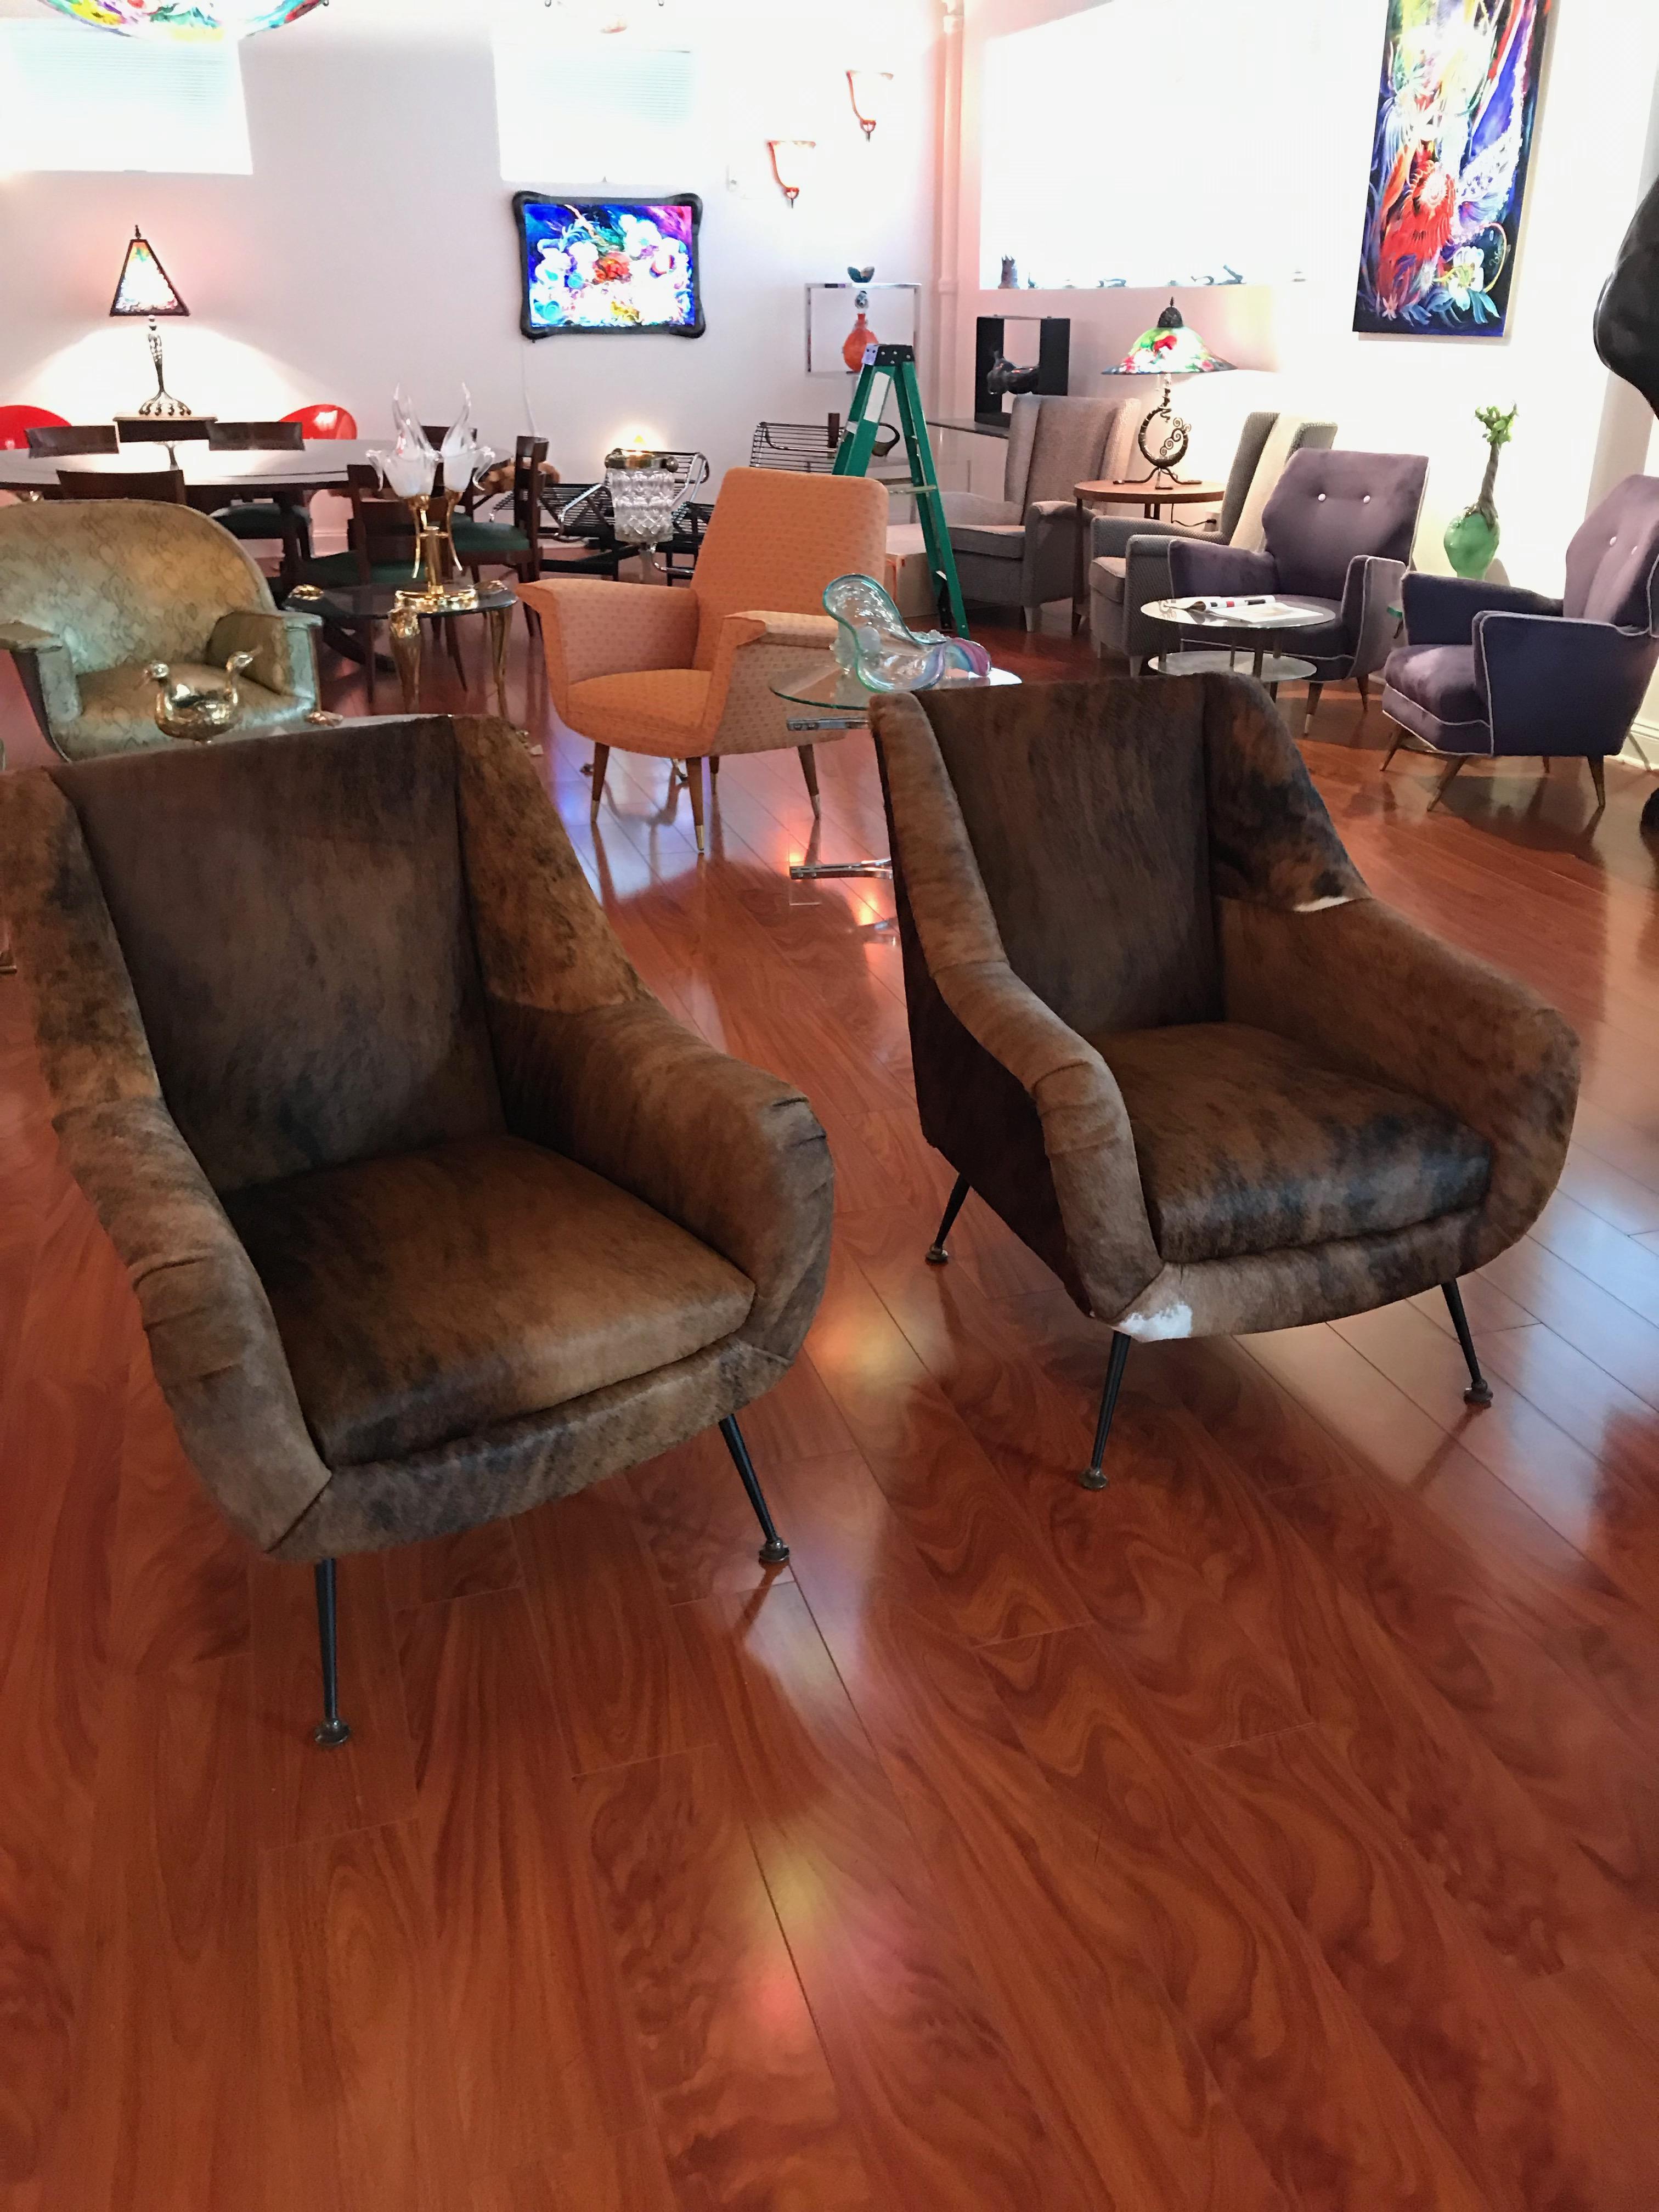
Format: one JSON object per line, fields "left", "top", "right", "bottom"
{"left": 109, "top": 229, "right": 188, "bottom": 319}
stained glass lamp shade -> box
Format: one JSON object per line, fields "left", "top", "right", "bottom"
{"left": 1107, "top": 301, "right": 1233, "bottom": 380}
{"left": 38, "top": 0, "right": 324, "bottom": 36}
{"left": 1103, "top": 301, "right": 1232, "bottom": 487}
{"left": 110, "top": 228, "right": 191, "bottom": 418}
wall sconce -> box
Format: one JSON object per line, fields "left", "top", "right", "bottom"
{"left": 767, "top": 140, "right": 816, "bottom": 208}
{"left": 847, "top": 70, "right": 893, "bottom": 139}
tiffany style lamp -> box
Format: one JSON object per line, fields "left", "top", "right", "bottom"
{"left": 1103, "top": 300, "right": 1234, "bottom": 488}
{"left": 109, "top": 227, "right": 191, "bottom": 418}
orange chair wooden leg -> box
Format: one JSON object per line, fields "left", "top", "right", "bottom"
{"left": 686, "top": 758, "right": 707, "bottom": 854}
{"left": 799, "top": 744, "right": 821, "bottom": 816}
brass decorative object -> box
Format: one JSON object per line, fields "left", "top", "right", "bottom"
{"left": 394, "top": 489, "right": 479, "bottom": 616}
{"left": 147, "top": 650, "right": 255, "bottom": 742}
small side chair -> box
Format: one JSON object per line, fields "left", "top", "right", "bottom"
{"left": 872, "top": 674, "right": 1578, "bottom": 1486}
{"left": 0, "top": 714, "right": 833, "bottom": 1743}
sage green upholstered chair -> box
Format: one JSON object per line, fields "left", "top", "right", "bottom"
{"left": 0, "top": 715, "right": 830, "bottom": 1745}
{"left": 0, "top": 498, "right": 321, "bottom": 760}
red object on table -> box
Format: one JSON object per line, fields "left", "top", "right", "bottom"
{"left": 0, "top": 405, "right": 69, "bottom": 452}
{"left": 283, "top": 403, "right": 358, "bottom": 440}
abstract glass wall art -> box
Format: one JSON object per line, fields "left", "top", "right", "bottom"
{"left": 37, "top": 0, "right": 325, "bottom": 33}
{"left": 1353, "top": 0, "right": 1551, "bottom": 337}
{"left": 514, "top": 195, "right": 704, "bottom": 339}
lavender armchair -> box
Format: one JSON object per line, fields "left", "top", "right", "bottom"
{"left": 1167, "top": 448, "right": 1427, "bottom": 728}
{"left": 1381, "top": 474, "right": 1659, "bottom": 810}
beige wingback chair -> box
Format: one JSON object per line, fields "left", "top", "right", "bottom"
{"left": 0, "top": 498, "right": 321, "bottom": 760}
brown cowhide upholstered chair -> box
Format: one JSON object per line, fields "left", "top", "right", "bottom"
{"left": 0, "top": 714, "right": 831, "bottom": 1743}
{"left": 871, "top": 675, "right": 1578, "bottom": 1486}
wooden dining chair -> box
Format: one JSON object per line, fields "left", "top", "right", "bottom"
{"left": 26, "top": 424, "right": 119, "bottom": 457}
{"left": 208, "top": 420, "right": 312, "bottom": 582}
{"left": 55, "top": 467, "right": 186, "bottom": 505}
{"left": 454, "top": 437, "right": 549, "bottom": 630}
{"left": 207, "top": 421, "right": 306, "bottom": 452}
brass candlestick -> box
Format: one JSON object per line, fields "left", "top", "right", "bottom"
{"left": 394, "top": 490, "right": 478, "bottom": 615}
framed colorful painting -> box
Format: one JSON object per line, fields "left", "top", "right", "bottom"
{"left": 1353, "top": 0, "right": 1551, "bottom": 337}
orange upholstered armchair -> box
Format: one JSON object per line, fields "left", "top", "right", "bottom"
{"left": 520, "top": 465, "right": 889, "bottom": 850}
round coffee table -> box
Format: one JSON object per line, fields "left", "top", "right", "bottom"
{"left": 1141, "top": 595, "right": 1332, "bottom": 692}
{"left": 770, "top": 659, "right": 1019, "bottom": 883}
{"left": 291, "top": 579, "right": 521, "bottom": 726}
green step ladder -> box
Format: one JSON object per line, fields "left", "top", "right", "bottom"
{"left": 833, "top": 343, "right": 969, "bottom": 637}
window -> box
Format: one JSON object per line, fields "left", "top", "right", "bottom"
{"left": 493, "top": 35, "right": 695, "bottom": 184}
{"left": 0, "top": 20, "right": 251, "bottom": 175}
{"left": 979, "top": 0, "right": 1336, "bottom": 290}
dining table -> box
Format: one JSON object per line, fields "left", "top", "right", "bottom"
{"left": 0, "top": 438, "right": 387, "bottom": 500}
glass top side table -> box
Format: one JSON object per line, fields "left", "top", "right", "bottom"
{"left": 770, "top": 660, "right": 1020, "bottom": 882}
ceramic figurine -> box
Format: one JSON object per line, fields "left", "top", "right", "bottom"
{"left": 1443, "top": 403, "right": 1516, "bottom": 579}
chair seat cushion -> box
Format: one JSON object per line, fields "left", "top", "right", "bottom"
{"left": 1093, "top": 1022, "right": 1491, "bottom": 1264}
{"left": 227, "top": 1133, "right": 755, "bottom": 1466}
{"left": 1382, "top": 642, "right": 1486, "bottom": 730}
{"left": 948, "top": 521, "right": 1026, "bottom": 562}
{"left": 566, "top": 668, "right": 712, "bottom": 753}
{"left": 215, "top": 503, "right": 301, "bottom": 539}
{"left": 61, "top": 660, "right": 298, "bottom": 758}
{"left": 452, "top": 520, "right": 531, "bottom": 558}
{"left": 296, "top": 551, "right": 416, "bottom": 590}
{"left": 1090, "top": 555, "right": 1127, "bottom": 605}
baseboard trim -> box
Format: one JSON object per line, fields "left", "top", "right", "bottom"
{"left": 1623, "top": 717, "right": 1659, "bottom": 768}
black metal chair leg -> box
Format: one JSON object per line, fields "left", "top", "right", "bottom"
{"left": 312, "top": 1558, "right": 352, "bottom": 1748}
{"left": 1080, "top": 1333, "right": 1133, "bottom": 1490}
{"left": 926, "top": 1173, "right": 972, "bottom": 1265}
{"left": 1441, "top": 1281, "right": 1493, "bottom": 1407}
{"left": 719, "top": 1416, "right": 791, "bottom": 1565}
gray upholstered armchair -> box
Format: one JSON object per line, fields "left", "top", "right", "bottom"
{"left": 0, "top": 498, "right": 320, "bottom": 760}
{"left": 888, "top": 394, "right": 1121, "bottom": 629}
{"left": 1089, "top": 411, "right": 1338, "bottom": 668}
{"left": 1166, "top": 448, "right": 1427, "bottom": 729}
{"left": 1381, "top": 473, "right": 1659, "bottom": 809}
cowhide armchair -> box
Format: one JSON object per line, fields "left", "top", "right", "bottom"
{"left": 0, "top": 715, "right": 832, "bottom": 1742}
{"left": 0, "top": 497, "right": 320, "bottom": 759}
{"left": 871, "top": 674, "right": 1578, "bottom": 1485}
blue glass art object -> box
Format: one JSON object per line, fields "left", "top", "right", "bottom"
{"left": 824, "top": 573, "right": 992, "bottom": 693}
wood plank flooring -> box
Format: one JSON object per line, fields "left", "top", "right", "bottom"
{"left": 2, "top": 619, "right": 1658, "bottom": 2208}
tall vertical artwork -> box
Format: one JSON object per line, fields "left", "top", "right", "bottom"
{"left": 1354, "top": 0, "right": 1551, "bottom": 336}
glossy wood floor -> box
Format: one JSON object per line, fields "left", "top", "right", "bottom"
{"left": 3, "top": 617, "right": 1659, "bottom": 2210}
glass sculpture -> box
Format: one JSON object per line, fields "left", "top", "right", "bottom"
{"left": 824, "top": 573, "right": 992, "bottom": 694}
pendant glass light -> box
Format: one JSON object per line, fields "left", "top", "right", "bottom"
{"left": 36, "top": 0, "right": 325, "bottom": 37}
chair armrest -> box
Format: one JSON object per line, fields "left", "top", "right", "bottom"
{"left": 871, "top": 691, "right": 1161, "bottom": 1317}
{"left": 1402, "top": 572, "right": 1561, "bottom": 646}
{"left": 1340, "top": 555, "right": 1408, "bottom": 680}
{"left": 1475, "top": 611, "right": 1658, "bottom": 754}
{"left": 1165, "top": 539, "right": 1278, "bottom": 597}
{"left": 57, "top": 1097, "right": 328, "bottom": 1553}
{"left": 0, "top": 618, "right": 80, "bottom": 732}
{"left": 1090, "top": 513, "right": 1192, "bottom": 560}
{"left": 1221, "top": 896, "right": 1578, "bottom": 1263}
{"left": 208, "top": 607, "right": 319, "bottom": 704}
{"left": 516, "top": 577, "right": 700, "bottom": 718}
{"left": 488, "top": 995, "right": 833, "bottom": 1363}
{"left": 1022, "top": 501, "right": 1082, "bottom": 605}
{"left": 939, "top": 490, "right": 1019, "bottom": 526}
{"left": 697, "top": 611, "right": 839, "bottom": 748}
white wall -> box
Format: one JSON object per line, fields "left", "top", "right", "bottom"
{"left": 952, "top": 0, "right": 1659, "bottom": 596}
{"left": 0, "top": 0, "right": 939, "bottom": 484}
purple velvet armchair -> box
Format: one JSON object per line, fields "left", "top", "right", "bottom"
{"left": 1380, "top": 475, "right": 1659, "bottom": 811}
{"left": 1167, "top": 448, "right": 1428, "bottom": 730}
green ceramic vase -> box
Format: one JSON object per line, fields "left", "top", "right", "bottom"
{"left": 1444, "top": 501, "right": 1500, "bottom": 578}
{"left": 1443, "top": 441, "right": 1504, "bottom": 578}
